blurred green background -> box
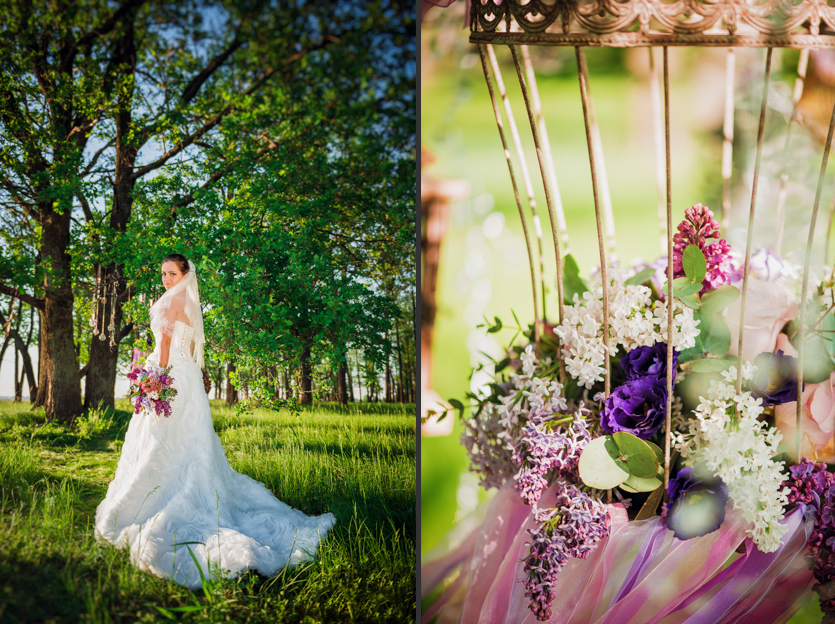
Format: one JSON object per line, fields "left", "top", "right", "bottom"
{"left": 421, "top": 4, "right": 834, "bottom": 621}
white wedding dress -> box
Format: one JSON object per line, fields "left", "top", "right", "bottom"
{"left": 95, "top": 319, "right": 336, "bottom": 589}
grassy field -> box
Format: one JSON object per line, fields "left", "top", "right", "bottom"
{"left": 0, "top": 399, "right": 416, "bottom": 623}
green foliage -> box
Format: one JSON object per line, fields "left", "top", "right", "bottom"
{"left": 681, "top": 245, "right": 707, "bottom": 284}
{"left": 579, "top": 431, "right": 661, "bottom": 491}
{"left": 562, "top": 254, "right": 590, "bottom": 304}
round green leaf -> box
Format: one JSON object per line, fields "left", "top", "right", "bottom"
{"left": 612, "top": 431, "right": 659, "bottom": 478}
{"left": 699, "top": 285, "right": 739, "bottom": 316}
{"left": 579, "top": 436, "right": 630, "bottom": 489}
{"left": 682, "top": 244, "right": 707, "bottom": 284}
{"left": 619, "top": 472, "right": 663, "bottom": 493}
{"left": 684, "top": 358, "right": 735, "bottom": 373}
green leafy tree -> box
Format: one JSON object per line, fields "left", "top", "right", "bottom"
{"left": 0, "top": 0, "right": 414, "bottom": 421}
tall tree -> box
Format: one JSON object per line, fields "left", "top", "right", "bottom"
{"left": 0, "top": 0, "right": 414, "bottom": 420}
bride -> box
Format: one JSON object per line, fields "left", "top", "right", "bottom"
{"left": 95, "top": 254, "right": 336, "bottom": 589}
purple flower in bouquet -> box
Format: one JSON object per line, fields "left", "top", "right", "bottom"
{"left": 127, "top": 362, "right": 177, "bottom": 418}
{"left": 665, "top": 467, "right": 729, "bottom": 540}
{"left": 672, "top": 203, "right": 734, "bottom": 293}
{"left": 523, "top": 483, "right": 610, "bottom": 621}
{"left": 785, "top": 458, "right": 835, "bottom": 618}
{"left": 620, "top": 342, "right": 678, "bottom": 382}
{"left": 600, "top": 377, "right": 667, "bottom": 440}
{"left": 750, "top": 350, "right": 801, "bottom": 406}
{"left": 512, "top": 411, "right": 592, "bottom": 506}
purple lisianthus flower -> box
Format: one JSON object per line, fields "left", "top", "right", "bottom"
{"left": 666, "top": 467, "right": 729, "bottom": 540}
{"left": 621, "top": 342, "right": 678, "bottom": 382}
{"left": 750, "top": 350, "right": 801, "bottom": 406}
{"left": 600, "top": 377, "right": 667, "bottom": 439}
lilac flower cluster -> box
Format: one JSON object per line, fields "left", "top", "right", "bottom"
{"left": 512, "top": 410, "right": 593, "bottom": 506}
{"left": 461, "top": 404, "right": 519, "bottom": 490}
{"left": 785, "top": 459, "right": 835, "bottom": 619}
{"left": 523, "top": 482, "right": 610, "bottom": 621}
{"left": 672, "top": 203, "right": 734, "bottom": 293}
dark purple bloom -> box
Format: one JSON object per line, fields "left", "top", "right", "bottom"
{"left": 666, "top": 467, "right": 729, "bottom": 540}
{"left": 784, "top": 458, "right": 835, "bottom": 617}
{"left": 620, "top": 342, "right": 678, "bottom": 382}
{"left": 750, "top": 350, "right": 801, "bottom": 406}
{"left": 600, "top": 377, "right": 667, "bottom": 440}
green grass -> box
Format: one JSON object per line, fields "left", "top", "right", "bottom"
{"left": 0, "top": 399, "right": 416, "bottom": 623}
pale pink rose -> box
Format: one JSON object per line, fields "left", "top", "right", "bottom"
{"left": 775, "top": 369, "right": 835, "bottom": 463}
{"left": 421, "top": 388, "right": 454, "bottom": 437}
{"left": 725, "top": 277, "right": 797, "bottom": 362}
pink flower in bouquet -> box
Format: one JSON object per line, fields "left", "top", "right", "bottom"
{"left": 775, "top": 364, "right": 835, "bottom": 463}
{"left": 725, "top": 277, "right": 797, "bottom": 362}
{"left": 672, "top": 203, "right": 735, "bottom": 294}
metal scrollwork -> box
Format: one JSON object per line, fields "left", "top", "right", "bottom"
{"left": 471, "top": 0, "right": 835, "bottom": 48}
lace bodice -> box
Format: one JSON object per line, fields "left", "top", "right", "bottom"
{"left": 154, "top": 320, "right": 197, "bottom": 365}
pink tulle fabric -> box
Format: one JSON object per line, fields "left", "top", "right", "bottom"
{"left": 422, "top": 483, "right": 815, "bottom": 624}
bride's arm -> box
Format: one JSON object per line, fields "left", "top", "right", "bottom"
{"left": 158, "top": 298, "right": 185, "bottom": 368}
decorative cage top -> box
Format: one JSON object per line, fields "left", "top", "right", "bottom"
{"left": 470, "top": 0, "right": 835, "bottom": 48}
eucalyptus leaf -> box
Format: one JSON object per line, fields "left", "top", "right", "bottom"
{"left": 563, "top": 254, "right": 590, "bottom": 304}
{"left": 678, "top": 292, "right": 702, "bottom": 310}
{"left": 822, "top": 313, "right": 835, "bottom": 359}
{"left": 612, "top": 431, "right": 659, "bottom": 479}
{"left": 625, "top": 268, "right": 657, "bottom": 286}
{"left": 703, "top": 315, "right": 731, "bottom": 356}
{"left": 619, "top": 472, "right": 663, "bottom": 493}
{"left": 699, "top": 285, "right": 740, "bottom": 316}
{"left": 578, "top": 436, "right": 630, "bottom": 489}
{"left": 661, "top": 276, "right": 694, "bottom": 296}
{"left": 684, "top": 358, "right": 735, "bottom": 373}
{"left": 682, "top": 245, "right": 707, "bottom": 284}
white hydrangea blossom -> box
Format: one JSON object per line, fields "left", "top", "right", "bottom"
{"left": 555, "top": 272, "right": 700, "bottom": 388}
{"left": 673, "top": 365, "right": 788, "bottom": 552}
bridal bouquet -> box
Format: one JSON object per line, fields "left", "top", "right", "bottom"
{"left": 127, "top": 363, "right": 177, "bottom": 418}
{"left": 424, "top": 204, "right": 835, "bottom": 623}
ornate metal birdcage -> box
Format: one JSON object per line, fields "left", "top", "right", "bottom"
{"left": 422, "top": 1, "right": 835, "bottom": 622}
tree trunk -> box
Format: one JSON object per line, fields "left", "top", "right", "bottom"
{"left": 85, "top": 263, "right": 126, "bottom": 410}
{"left": 225, "top": 362, "right": 238, "bottom": 405}
{"left": 215, "top": 367, "right": 223, "bottom": 400}
{"left": 355, "top": 353, "right": 363, "bottom": 402}
{"left": 33, "top": 313, "right": 47, "bottom": 408}
{"left": 300, "top": 344, "right": 313, "bottom": 404}
{"left": 395, "top": 319, "right": 405, "bottom": 404}
{"left": 13, "top": 340, "right": 21, "bottom": 402}
{"left": 40, "top": 203, "right": 83, "bottom": 422}
{"left": 346, "top": 362, "right": 354, "bottom": 402}
{"left": 336, "top": 360, "right": 348, "bottom": 405}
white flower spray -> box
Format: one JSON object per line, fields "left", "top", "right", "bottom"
{"left": 556, "top": 270, "right": 700, "bottom": 388}
{"left": 673, "top": 365, "right": 788, "bottom": 552}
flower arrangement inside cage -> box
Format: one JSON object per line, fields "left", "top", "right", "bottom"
{"left": 421, "top": 2, "right": 835, "bottom": 623}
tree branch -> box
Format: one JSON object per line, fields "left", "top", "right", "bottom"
{"left": 76, "top": 0, "right": 148, "bottom": 51}
{"left": 117, "top": 282, "right": 137, "bottom": 303}
{"left": 169, "top": 140, "right": 280, "bottom": 215}
{"left": 81, "top": 138, "right": 116, "bottom": 177}
{"left": 132, "top": 34, "right": 339, "bottom": 181}
{"left": 180, "top": 37, "right": 244, "bottom": 104}
{"left": 119, "top": 321, "right": 134, "bottom": 341}
{"left": 0, "top": 285, "right": 44, "bottom": 310}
